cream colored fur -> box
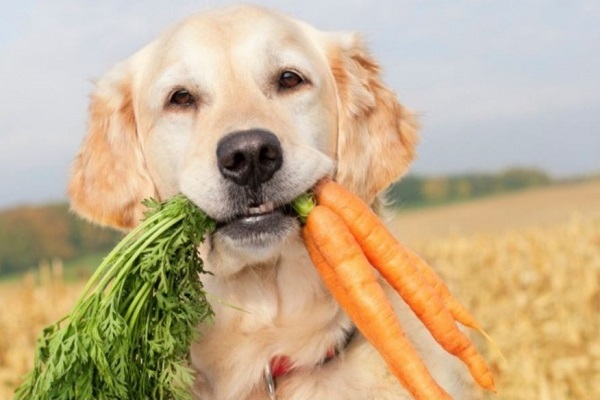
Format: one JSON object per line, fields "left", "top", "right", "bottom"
{"left": 68, "top": 5, "right": 471, "bottom": 399}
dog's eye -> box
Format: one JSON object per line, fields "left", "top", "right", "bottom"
{"left": 278, "top": 71, "right": 304, "bottom": 90}
{"left": 169, "top": 89, "right": 196, "bottom": 107}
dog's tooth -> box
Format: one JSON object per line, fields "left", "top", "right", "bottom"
{"left": 248, "top": 206, "right": 260, "bottom": 215}
{"left": 247, "top": 202, "right": 275, "bottom": 215}
{"left": 259, "top": 201, "right": 275, "bottom": 213}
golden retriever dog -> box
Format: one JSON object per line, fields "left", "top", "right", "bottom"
{"left": 68, "top": 5, "right": 472, "bottom": 400}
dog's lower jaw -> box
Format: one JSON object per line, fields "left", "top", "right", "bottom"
{"left": 198, "top": 224, "right": 297, "bottom": 277}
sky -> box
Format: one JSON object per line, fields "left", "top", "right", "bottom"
{"left": 1, "top": 0, "right": 599, "bottom": 208}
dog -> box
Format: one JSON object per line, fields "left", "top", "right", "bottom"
{"left": 68, "top": 5, "right": 471, "bottom": 400}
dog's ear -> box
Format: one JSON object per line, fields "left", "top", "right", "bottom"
{"left": 68, "top": 63, "right": 156, "bottom": 230}
{"left": 327, "top": 33, "right": 418, "bottom": 204}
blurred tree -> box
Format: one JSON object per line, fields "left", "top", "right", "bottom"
{"left": 0, "top": 204, "right": 121, "bottom": 276}
{"left": 387, "top": 168, "right": 553, "bottom": 209}
{"left": 421, "top": 178, "right": 450, "bottom": 202}
{"left": 500, "top": 168, "right": 551, "bottom": 191}
{"left": 455, "top": 179, "right": 472, "bottom": 199}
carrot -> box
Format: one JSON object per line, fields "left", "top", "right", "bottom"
{"left": 412, "top": 258, "right": 503, "bottom": 360}
{"left": 312, "top": 179, "right": 495, "bottom": 391}
{"left": 293, "top": 180, "right": 494, "bottom": 396}
{"left": 313, "top": 180, "right": 477, "bottom": 326}
{"left": 414, "top": 258, "right": 482, "bottom": 329}
{"left": 304, "top": 206, "right": 451, "bottom": 400}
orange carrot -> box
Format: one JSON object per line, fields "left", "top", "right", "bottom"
{"left": 414, "top": 258, "right": 482, "bottom": 330}
{"left": 304, "top": 206, "right": 451, "bottom": 400}
{"left": 312, "top": 179, "right": 495, "bottom": 392}
{"left": 314, "top": 180, "right": 478, "bottom": 327}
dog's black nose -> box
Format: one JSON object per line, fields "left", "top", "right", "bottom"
{"left": 216, "top": 129, "right": 283, "bottom": 187}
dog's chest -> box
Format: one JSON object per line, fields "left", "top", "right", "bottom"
{"left": 189, "top": 249, "right": 352, "bottom": 399}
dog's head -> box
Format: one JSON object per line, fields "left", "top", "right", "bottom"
{"left": 68, "top": 6, "right": 417, "bottom": 269}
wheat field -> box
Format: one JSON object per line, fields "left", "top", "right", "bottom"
{"left": 1, "top": 180, "right": 599, "bottom": 399}
{"left": 412, "top": 216, "right": 600, "bottom": 399}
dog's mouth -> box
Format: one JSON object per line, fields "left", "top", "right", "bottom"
{"left": 215, "top": 200, "right": 298, "bottom": 246}
{"left": 239, "top": 201, "right": 294, "bottom": 221}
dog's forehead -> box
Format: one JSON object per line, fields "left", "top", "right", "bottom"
{"left": 133, "top": 6, "right": 332, "bottom": 100}
{"left": 131, "top": 6, "right": 335, "bottom": 114}
{"left": 166, "top": 6, "right": 314, "bottom": 56}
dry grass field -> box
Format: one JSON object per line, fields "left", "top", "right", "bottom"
{"left": 392, "top": 180, "right": 600, "bottom": 400}
{"left": 0, "top": 267, "right": 85, "bottom": 399}
{"left": 1, "top": 180, "right": 599, "bottom": 399}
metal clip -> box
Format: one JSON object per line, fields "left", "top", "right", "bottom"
{"left": 264, "top": 363, "right": 277, "bottom": 400}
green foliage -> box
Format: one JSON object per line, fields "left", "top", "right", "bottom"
{"left": 0, "top": 203, "right": 121, "bottom": 276}
{"left": 387, "top": 168, "right": 552, "bottom": 209}
{"left": 14, "top": 195, "right": 216, "bottom": 400}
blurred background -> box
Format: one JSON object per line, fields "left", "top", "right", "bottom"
{"left": 1, "top": 1, "right": 599, "bottom": 399}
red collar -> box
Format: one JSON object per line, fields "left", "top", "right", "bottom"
{"left": 264, "top": 326, "right": 358, "bottom": 395}
{"left": 269, "top": 346, "right": 337, "bottom": 378}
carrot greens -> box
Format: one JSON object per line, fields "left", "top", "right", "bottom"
{"left": 15, "top": 194, "right": 215, "bottom": 400}
{"left": 290, "top": 192, "right": 316, "bottom": 224}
